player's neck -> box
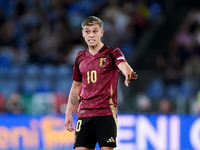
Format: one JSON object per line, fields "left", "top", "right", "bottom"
{"left": 88, "top": 42, "right": 104, "bottom": 55}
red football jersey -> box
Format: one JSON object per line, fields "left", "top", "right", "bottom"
{"left": 73, "top": 45, "right": 127, "bottom": 117}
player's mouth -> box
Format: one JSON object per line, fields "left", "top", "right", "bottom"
{"left": 88, "top": 39, "right": 95, "bottom": 43}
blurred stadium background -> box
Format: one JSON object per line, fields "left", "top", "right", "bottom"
{"left": 0, "top": 0, "right": 200, "bottom": 150}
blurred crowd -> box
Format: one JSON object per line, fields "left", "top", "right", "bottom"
{"left": 0, "top": 0, "right": 157, "bottom": 67}
{"left": 145, "top": 7, "right": 200, "bottom": 114}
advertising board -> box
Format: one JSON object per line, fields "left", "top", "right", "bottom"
{"left": 0, "top": 114, "right": 199, "bottom": 150}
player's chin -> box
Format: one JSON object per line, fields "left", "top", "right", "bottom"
{"left": 88, "top": 43, "right": 96, "bottom": 47}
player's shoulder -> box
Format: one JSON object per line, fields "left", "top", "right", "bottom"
{"left": 75, "top": 49, "right": 87, "bottom": 63}
{"left": 76, "top": 49, "right": 87, "bottom": 56}
{"left": 75, "top": 49, "right": 86, "bottom": 58}
{"left": 106, "top": 45, "right": 118, "bottom": 51}
{"left": 105, "top": 45, "right": 122, "bottom": 54}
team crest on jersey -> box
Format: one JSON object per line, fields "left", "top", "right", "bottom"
{"left": 99, "top": 57, "right": 106, "bottom": 67}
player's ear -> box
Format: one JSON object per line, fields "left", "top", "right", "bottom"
{"left": 100, "top": 29, "right": 104, "bottom": 37}
{"left": 82, "top": 30, "right": 85, "bottom": 37}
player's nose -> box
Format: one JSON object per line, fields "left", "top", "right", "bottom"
{"left": 89, "top": 32, "right": 94, "bottom": 37}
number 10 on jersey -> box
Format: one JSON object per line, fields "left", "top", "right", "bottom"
{"left": 87, "top": 70, "right": 97, "bottom": 84}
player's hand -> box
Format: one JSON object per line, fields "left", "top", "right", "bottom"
{"left": 64, "top": 114, "right": 75, "bottom": 132}
{"left": 125, "top": 70, "right": 138, "bottom": 86}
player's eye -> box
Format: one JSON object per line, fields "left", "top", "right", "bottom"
{"left": 85, "top": 30, "right": 90, "bottom": 34}
{"left": 93, "top": 30, "right": 98, "bottom": 33}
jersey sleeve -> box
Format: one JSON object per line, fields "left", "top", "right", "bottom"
{"left": 72, "top": 53, "right": 82, "bottom": 82}
{"left": 113, "top": 47, "right": 127, "bottom": 66}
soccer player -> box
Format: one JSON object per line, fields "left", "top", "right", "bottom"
{"left": 65, "top": 16, "right": 138, "bottom": 150}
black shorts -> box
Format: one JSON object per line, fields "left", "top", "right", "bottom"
{"left": 74, "top": 115, "right": 117, "bottom": 149}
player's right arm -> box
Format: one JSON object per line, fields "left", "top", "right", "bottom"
{"left": 65, "top": 81, "right": 82, "bottom": 132}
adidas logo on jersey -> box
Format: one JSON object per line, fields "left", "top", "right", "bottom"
{"left": 107, "top": 137, "right": 115, "bottom": 143}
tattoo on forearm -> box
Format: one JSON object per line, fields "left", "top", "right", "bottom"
{"left": 70, "top": 92, "right": 78, "bottom": 105}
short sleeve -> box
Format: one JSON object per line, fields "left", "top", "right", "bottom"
{"left": 72, "top": 54, "right": 82, "bottom": 82}
{"left": 112, "top": 48, "right": 127, "bottom": 67}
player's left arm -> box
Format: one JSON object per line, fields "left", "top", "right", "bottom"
{"left": 118, "top": 62, "right": 138, "bottom": 86}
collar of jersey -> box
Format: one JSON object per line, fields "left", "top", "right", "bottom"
{"left": 87, "top": 44, "right": 107, "bottom": 54}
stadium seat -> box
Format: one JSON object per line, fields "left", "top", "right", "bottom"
{"left": 179, "top": 79, "right": 194, "bottom": 98}
{"left": 24, "top": 64, "right": 40, "bottom": 78}
{"left": 55, "top": 78, "right": 72, "bottom": 94}
{"left": 167, "top": 85, "right": 180, "bottom": 99}
{"left": 36, "top": 79, "right": 54, "bottom": 92}
{"left": 146, "top": 78, "right": 164, "bottom": 99}
{"left": 0, "top": 67, "right": 9, "bottom": 79}
{"left": 21, "top": 78, "right": 40, "bottom": 94}
{"left": 0, "top": 56, "right": 11, "bottom": 68}
{"left": 40, "top": 65, "right": 57, "bottom": 79}
{"left": 56, "top": 65, "right": 72, "bottom": 79}
{"left": 0, "top": 79, "right": 19, "bottom": 97}
{"left": 9, "top": 66, "right": 22, "bottom": 80}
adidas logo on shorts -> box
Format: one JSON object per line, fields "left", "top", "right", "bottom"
{"left": 107, "top": 137, "right": 115, "bottom": 142}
